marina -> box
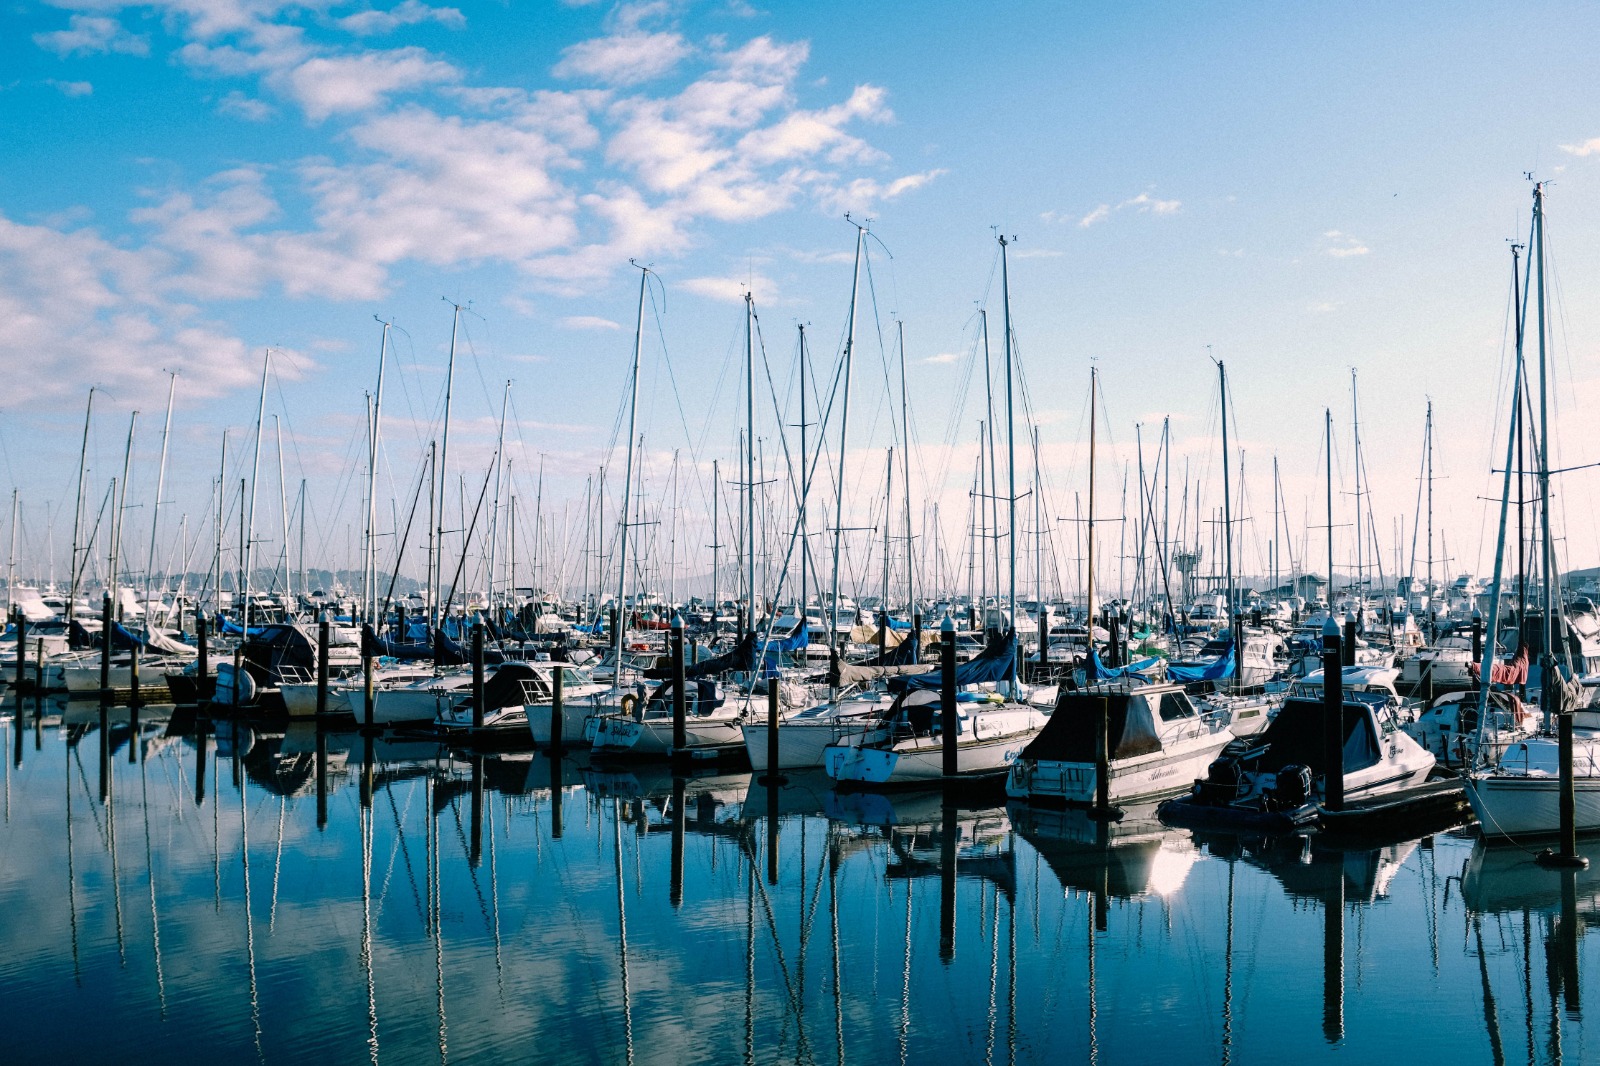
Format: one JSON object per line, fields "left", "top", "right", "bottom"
{"left": 2, "top": 693, "right": 1598, "bottom": 1065}
{"left": 11, "top": 2, "right": 1600, "bottom": 1062}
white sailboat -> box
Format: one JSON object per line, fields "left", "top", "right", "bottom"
{"left": 1468, "top": 187, "right": 1600, "bottom": 847}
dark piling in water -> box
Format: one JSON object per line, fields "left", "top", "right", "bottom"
{"left": 669, "top": 774, "right": 685, "bottom": 908}
{"left": 1322, "top": 618, "right": 1344, "bottom": 813}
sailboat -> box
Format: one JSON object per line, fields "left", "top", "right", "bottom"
{"left": 825, "top": 234, "right": 1046, "bottom": 786}
{"left": 1467, "top": 184, "right": 1600, "bottom": 845}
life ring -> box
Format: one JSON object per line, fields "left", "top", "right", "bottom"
{"left": 620, "top": 693, "right": 639, "bottom": 718}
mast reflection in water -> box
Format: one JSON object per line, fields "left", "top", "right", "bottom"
{"left": 2, "top": 697, "right": 1598, "bottom": 1064}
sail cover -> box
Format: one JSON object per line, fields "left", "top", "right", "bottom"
{"left": 362, "top": 623, "right": 433, "bottom": 661}
{"left": 885, "top": 630, "right": 1016, "bottom": 693}
{"left": 1165, "top": 640, "right": 1235, "bottom": 683}
{"left": 1016, "top": 689, "right": 1162, "bottom": 762}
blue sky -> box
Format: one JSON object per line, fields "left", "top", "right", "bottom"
{"left": 4, "top": 0, "right": 1600, "bottom": 596}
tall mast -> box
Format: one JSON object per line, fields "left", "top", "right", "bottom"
{"left": 297, "top": 479, "right": 306, "bottom": 607}
{"left": 614, "top": 264, "right": 649, "bottom": 680}
{"left": 1325, "top": 409, "right": 1335, "bottom": 609}
{"left": 1086, "top": 367, "right": 1098, "bottom": 643}
{"left": 710, "top": 460, "right": 720, "bottom": 619}
{"left": 532, "top": 456, "right": 544, "bottom": 601}
{"left": 1533, "top": 183, "right": 1555, "bottom": 673}
{"left": 829, "top": 223, "right": 865, "bottom": 649}
{"left": 110, "top": 409, "right": 137, "bottom": 617}
{"left": 980, "top": 309, "right": 1001, "bottom": 605}
{"left": 882, "top": 448, "right": 893, "bottom": 620}
{"left": 434, "top": 303, "right": 463, "bottom": 630}
{"left": 1033, "top": 427, "right": 1043, "bottom": 619}
{"left": 898, "top": 320, "right": 914, "bottom": 620}
{"left": 487, "top": 380, "right": 510, "bottom": 615}
{"left": 745, "top": 291, "right": 757, "bottom": 638}
{"left": 999, "top": 234, "right": 1018, "bottom": 668}
{"left": 1510, "top": 243, "right": 1527, "bottom": 633}
{"left": 66, "top": 388, "right": 94, "bottom": 625}
{"left": 245, "top": 350, "right": 270, "bottom": 632}
{"left": 367, "top": 320, "right": 390, "bottom": 623}
{"left": 1351, "top": 369, "right": 1363, "bottom": 603}
{"left": 6, "top": 489, "right": 17, "bottom": 615}
{"left": 274, "top": 415, "right": 289, "bottom": 603}
{"left": 144, "top": 372, "right": 176, "bottom": 612}
{"left": 798, "top": 327, "right": 809, "bottom": 619}
{"left": 213, "top": 431, "right": 226, "bottom": 615}
{"left": 1218, "top": 359, "right": 1234, "bottom": 640}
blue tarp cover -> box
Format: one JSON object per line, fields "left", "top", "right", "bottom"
{"left": 1165, "top": 640, "right": 1235, "bottom": 683}
{"left": 886, "top": 630, "right": 1016, "bottom": 693}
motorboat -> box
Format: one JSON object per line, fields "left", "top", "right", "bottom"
{"left": 1005, "top": 680, "right": 1234, "bottom": 807}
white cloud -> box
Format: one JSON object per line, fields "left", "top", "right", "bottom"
{"left": 680, "top": 273, "right": 774, "bottom": 303}
{"left": 819, "top": 168, "right": 945, "bottom": 213}
{"left": 1122, "top": 192, "right": 1180, "bottom": 215}
{"left": 1559, "top": 138, "right": 1600, "bottom": 157}
{"left": 217, "top": 90, "right": 275, "bottom": 120}
{"left": 1075, "top": 192, "right": 1178, "bottom": 227}
{"left": 33, "top": 15, "right": 149, "bottom": 58}
{"left": 1079, "top": 204, "right": 1110, "bottom": 227}
{"left": 277, "top": 48, "right": 460, "bottom": 121}
{"left": 46, "top": 80, "right": 94, "bottom": 97}
{"left": 338, "top": 1, "right": 467, "bottom": 35}
{"left": 554, "top": 32, "right": 691, "bottom": 86}
{"left": 922, "top": 351, "right": 962, "bottom": 365}
{"left": 561, "top": 315, "right": 622, "bottom": 331}
{"left": 0, "top": 213, "right": 260, "bottom": 406}
{"left": 1323, "top": 230, "right": 1369, "bottom": 257}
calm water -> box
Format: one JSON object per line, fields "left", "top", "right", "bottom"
{"left": 2, "top": 696, "right": 1596, "bottom": 1065}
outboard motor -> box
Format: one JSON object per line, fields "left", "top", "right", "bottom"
{"left": 1198, "top": 756, "right": 1244, "bottom": 804}
{"left": 1271, "top": 764, "right": 1313, "bottom": 809}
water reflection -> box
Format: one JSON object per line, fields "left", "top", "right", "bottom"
{"left": 3, "top": 695, "right": 1600, "bottom": 1064}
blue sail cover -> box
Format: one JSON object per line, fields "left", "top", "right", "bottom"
{"left": 215, "top": 614, "right": 269, "bottom": 638}
{"left": 886, "top": 630, "right": 1016, "bottom": 693}
{"left": 432, "top": 629, "right": 505, "bottom": 667}
{"left": 1165, "top": 640, "right": 1235, "bottom": 683}
{"left": 362, "top": 624, "right": 433, "bottom": 661}
{"left": 1084, "top": 646, "right": 1161, "bottom": 683}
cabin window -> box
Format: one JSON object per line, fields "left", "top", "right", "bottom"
{"left": 1158, "top": 692, "right": 1196, "bottom": 721}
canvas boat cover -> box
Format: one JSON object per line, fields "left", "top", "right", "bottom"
{"left": 1017, "top": 689, "right": 1163, "bottom": 763}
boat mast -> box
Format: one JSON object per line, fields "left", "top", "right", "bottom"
{"left": 798, "top": 326, "right": 809, "bottom": 621}
{"left": 1325, "top": 409, "right": 1334, "bottom": 612}
{"left": 1217, "top": 359, "right": 1238, "bottom": 686}
{"left": 435, "top": 303, "right": 463, "bottom": 631}
{"left": 829, "top": 222, "right": 865, "bottom": 650}
{"left": 66, "top": 388, "right": 94, "bottom": 625}
{"left": 6, "top": 489, "right": 16, "bottom": 616}
{"left": 144, "top": 372, "right": 176, "bottom": 614}
{"left": 367, "top": 319, "right": 390, "bottom": 623}
{"left": 1086, "top": 366, "right": 1098, "bottom": 652}
{"left": 487, "top": 380, "right": 510, "bottom": 618}
{"left": 999, "top": 234, "right": 1018, "bottom": 684}
{"left": 980, "top": 309, "right": 1001, "bottom": 608}
{"left": 274, "top": 415, "right": 289, "bottom": 604}
{"left": 1534, "top": 183, "right": 1556, "bottom": 679}
{"left": 245, "top": 350, "right": 270, "bottom": 633}
{"left": 745, "top": 291, "right": 757, "bottom": 639}
{"left": 213, "top": 432, "right": 226, "bottom": 615}
{"left": 710, "top": 460, "right": 720, "bottom": 621}
{"left": 898, "top": 320, "right": 914, "bottom": 623}
{"left": 109, "top": 410, "right": 137, "bottom": 619}
{"left": 614, "top": 264, "right": 649, "bottom": 679}
{"left": 1351, "top": 369, "right": 1363, "bottom": 607}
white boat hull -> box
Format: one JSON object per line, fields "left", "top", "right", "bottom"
{"left": 1467, "top": 775, "right": 1600, "bottom": 838}
{"left": 825, "top": 729, "right": 1034, "bottom": 784}
{"left": 1006, "top": 730, "right": 1235, "bottom": 805}
{"left": 586, "top": 713, "right": 746, "bottom": 756}
{"left": 744, "top": 720, "right": 874, "bottom": 772}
